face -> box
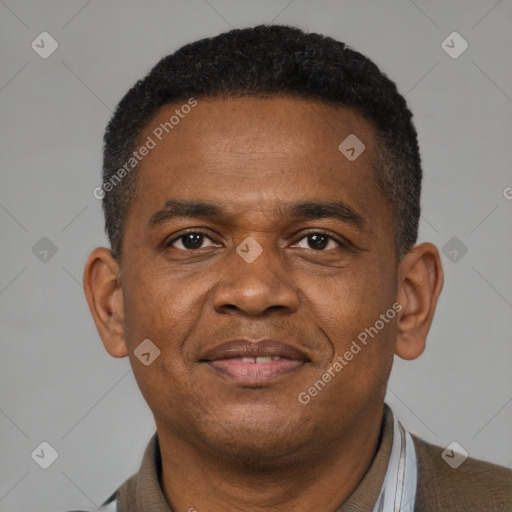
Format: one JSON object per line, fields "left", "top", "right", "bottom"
{"left": 92, "top": 95, "right": 433, "bottom": 467}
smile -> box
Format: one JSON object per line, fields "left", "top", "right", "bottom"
{"left": 201, "top": 338, "right": 310, "bottom": 384}
{"left": 206, "top": 356, "right": 306, "bottom": 382}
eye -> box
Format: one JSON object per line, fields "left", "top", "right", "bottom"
{"left": 167, "top": 230, "right": 218, "bottom": 250}
{"left": 294, "top": 232, "right": 344, "bottom": 251}
{"left": 166, "top": 230, "right": 350, "bottom": 252}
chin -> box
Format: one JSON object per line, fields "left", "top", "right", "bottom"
{"left": 194, "top": 410, "right": 314, "bottom": 468}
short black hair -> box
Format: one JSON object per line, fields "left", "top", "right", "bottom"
{"left": 102, "top": 24, "right": 421, "bottom": 261}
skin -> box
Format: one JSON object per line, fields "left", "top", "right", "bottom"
{"left": 84, "top": 96, "right": 443, "bottom": 512}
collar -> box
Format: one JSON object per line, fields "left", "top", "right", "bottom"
{"left": 370, "top": 413, "right": 417, "bottom": 512}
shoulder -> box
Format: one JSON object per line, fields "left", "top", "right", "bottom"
{"left": 412, "top": 434, "right": 512, "bottom": 511}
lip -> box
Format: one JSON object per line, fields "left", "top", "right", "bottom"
{"left": 202, "top": 339, "right": 310, "bottom": 361}
{"left": 200, "top": 338, "right": 310, "bottom": 384}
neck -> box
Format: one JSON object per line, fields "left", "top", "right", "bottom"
{"left": 155, "top": 403, "right": 385, "bottom": 512}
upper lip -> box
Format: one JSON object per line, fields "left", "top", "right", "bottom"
{"left": 201, "top": 338, "right": 310, "bottom": 361}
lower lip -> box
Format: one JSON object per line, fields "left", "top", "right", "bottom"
{"left": 205, "top": 357, "right": 306, "bottom": 383}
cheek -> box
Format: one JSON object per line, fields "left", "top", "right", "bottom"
{"left": 122, "top": 264, "right": 196, "bottom": 342}
{"left": 308, "top": 263, "right": 395, "bottom": 338}
{"left": 120, "top": 265, "right": 211, "bottom": 387}
{"left": 120, "top": 272, "right": 200, "bottom": 416}
{"left": 304, "top": 262, "right": 397, "bottom": 396}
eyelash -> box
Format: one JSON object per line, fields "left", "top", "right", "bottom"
{"left": 165, "top": 228, "right": 350, "bottom": 252}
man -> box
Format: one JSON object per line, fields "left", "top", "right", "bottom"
{"left": 79, "top": 25, "right": 512, "bottom": 512}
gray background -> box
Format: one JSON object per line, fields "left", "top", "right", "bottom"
{"left": 1, "top": 0, "right": 511, "bottom": 510}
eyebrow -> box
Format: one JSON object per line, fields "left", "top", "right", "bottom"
{"left": 147, "top": 199, "right": 365, "bottom": 230}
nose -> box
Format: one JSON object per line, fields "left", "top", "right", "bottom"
{"left": 211, "top": 241, "right": 300, "bottom": 316}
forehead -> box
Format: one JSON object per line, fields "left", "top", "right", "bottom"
{"left": 141, "top": 96, "right": 375, "bottom": 167}
{"left": 125, "top": 96, "right": 391, "bottom": 238}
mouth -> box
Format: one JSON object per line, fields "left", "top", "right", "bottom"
{"left": 200, "top": 339, "right": 310, "bottom": 384}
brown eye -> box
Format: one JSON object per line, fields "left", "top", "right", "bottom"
{"left": 295, "top": 232, "right": 341, "bottom": 251}
{"left": 168, "top": 232, "right": 217, "bottom": 250}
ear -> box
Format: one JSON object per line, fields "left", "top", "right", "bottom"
{"left": 83, "top": 247, "right": 128, "bottom": 358}
{"left": 395, "top": 242, "right": 444, "bottom": 360}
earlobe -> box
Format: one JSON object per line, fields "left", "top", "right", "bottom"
{"left": 83, "top": 247, "right": 128, "bottom": 358}
{"left": 395, "top": 242, "right": 444, "bottom": 361}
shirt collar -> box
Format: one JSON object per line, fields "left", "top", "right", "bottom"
{"left": 335, "top": 403, "right": 394, "bottom": 512}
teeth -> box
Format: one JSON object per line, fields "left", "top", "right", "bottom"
{"left": 255, "top": 356, "right": 272, "bottom": 363}
{"left": 238, "top": 356, "right": 283, "bottom": 363}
